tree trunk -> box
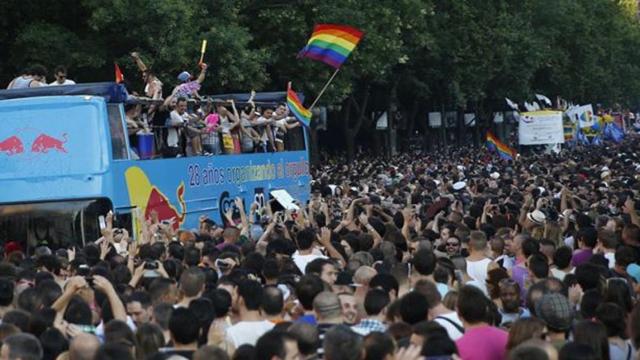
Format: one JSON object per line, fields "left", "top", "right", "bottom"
{"left": 345, "top": 132, "right": 356, "bottom": 162}
{"left": 342, "top": 99, "right": 354, "bottom": 161}
{"left": 309, "top": 127, "right": 320, "bottom": 165}
{"left": 457, "top": 108, "right": 465, "bottom": 146}
{"left": 343, "top": 84, "right": 371, "bottom": 161}
{"left": 388, "top": 81, "right": 398, "bottom": 156}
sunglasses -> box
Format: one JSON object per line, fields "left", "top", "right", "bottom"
{"left": 446, "top": 242, "right": 459, "bottom": 247}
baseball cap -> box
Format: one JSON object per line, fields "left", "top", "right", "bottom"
{"left": 177, "top": 71, "right": 191, "bottom": 82}
{"left": 536, "top": 293, "right": 574, "bottom": 331}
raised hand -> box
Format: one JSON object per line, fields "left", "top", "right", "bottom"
{"left": 99, "top": 238, "right": 111, "bottom": 260}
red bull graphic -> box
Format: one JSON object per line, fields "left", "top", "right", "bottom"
{"left": 31, "top": 133, "right": 67, "bottom": 153}
{"left": 145, "top": 185, "right": 186, "bottom": 230}
{"left": 124, "top": 166, "right": 186, "bottom": 231}
{"left": 0, "top": 136, "right": 24, "bottom": 155}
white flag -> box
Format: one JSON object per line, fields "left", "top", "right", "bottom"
{"left": 532, "top": 102, "right": 541, "bottom": 111}
{"left": 524, "top": 102, "right": 535, "bottom": 112}
{"left": 505, "top": 98, "right": 519, "bottom": 110}
{"left": 535, "top": 94, "right": 552, "bottom": 106}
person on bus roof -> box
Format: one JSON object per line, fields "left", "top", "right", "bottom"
{"left": 173, "top": 63, "right": 208, "bottom": 100}
{"left": 49, "top": 65, "right": 76, "bottom": 86}
{"left": 166, "top": 97, "right": 189, "bottom": 158}
{"left": 6, "top": 65, "right": 48, "bottom": 89}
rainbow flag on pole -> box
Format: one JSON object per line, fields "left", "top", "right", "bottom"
{"left": 287, "top": 85, "right": 311, "bottom": 128}
{"left": 486, "top": 131, "right": 517, "bottom": 160}
{"left": 298, "top": 24, "right": 364, "bottom": 68}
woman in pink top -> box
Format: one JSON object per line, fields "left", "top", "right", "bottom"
{"left": 202, "top": 102, "right": 221, "bottom": 155}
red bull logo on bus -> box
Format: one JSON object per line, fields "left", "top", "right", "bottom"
{"left": 124, "top": 166, "right": 186, "bottom": 231}
{"left": 0, "top": 136, "right": 24, "bottom": 155}
{"left": 31, "top": 133, "right": 67, "bottom": 153}
{"left": 0, "top": 131, "right": 67, "bottom": 156}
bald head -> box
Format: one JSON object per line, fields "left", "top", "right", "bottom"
{"left": 69, "top": 333, "right": 100, "bottom": 360}
{"left": 313, "top": 291, "right": 342, "bottom": 321}
{"left": 353, "top": 266, "right": 377, "bottom": 287}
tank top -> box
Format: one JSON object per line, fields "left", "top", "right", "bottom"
{"left": 10, "top": 76, "right": 34, "bottom": 89}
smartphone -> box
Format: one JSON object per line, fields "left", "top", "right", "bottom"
{"left": 98, "top": 216, "right": 106, "bottom": 230}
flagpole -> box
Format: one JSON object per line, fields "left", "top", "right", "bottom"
{"left": 309, "top": 68, "right": 340, "bottom": 111}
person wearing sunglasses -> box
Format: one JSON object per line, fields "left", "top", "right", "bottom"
{"left": 444, "top": 237, "right": 461, "bottom": 257}
{"left": 49, "top": 65, "right": 76, "bottom": 86}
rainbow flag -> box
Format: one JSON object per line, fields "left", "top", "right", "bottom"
{"left": 486, "top": 131, "right": 516, "bottom": 160}
{"left": 287, "top": 85, "right": 311, "bottom": 128}
{"left": 298, "top": 24, "right": 364, "bottom": 69}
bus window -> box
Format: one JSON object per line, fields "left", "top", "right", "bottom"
{"left": 108, "top": 104, "right": 129, "bottom": 160}
{"left": 0, "top": 199, "right": 111, "bottom": 253}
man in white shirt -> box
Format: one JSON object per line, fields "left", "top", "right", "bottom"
{"left": 166, "top": 97, "right": 188, "bottom": 157}
{"left": 49, "top": 66, "right": 76, "bottom": 86}
{"left": 292, "top": 228, "right": 327, "bottom": 274}
{"left": 596, "top": 229, "right": 618, "bottom": 268}
{"left": 465, "top": 231, "right": 492, "bottom": 294}
{"left": 253, "top": 108, "right": 276, "bottom": 152}
{"left": 226, "top": 279, "right": 274, "bottom": 347}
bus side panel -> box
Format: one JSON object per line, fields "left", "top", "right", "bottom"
{"left": 0, "top": 96, "right": 111, "bottom": 204}
{"left": 110, "top": 151, "right": 311, "bottom": 231}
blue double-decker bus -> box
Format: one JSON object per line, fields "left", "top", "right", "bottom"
{"left": 0, "top": 83, "right": 311, "bottom": 251}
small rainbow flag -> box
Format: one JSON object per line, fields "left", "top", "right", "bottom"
{"left": 298, "top": 24, "right": 364, "bottom": 69}
{"left": 287, "top": 84, "right": 311, "bottom": 128}
{"left": 486, "top": 131, "right": 517, "bottom": 161}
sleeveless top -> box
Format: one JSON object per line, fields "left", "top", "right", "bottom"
{"left": 10, "top": 76, "right": 34, "bottom": 89}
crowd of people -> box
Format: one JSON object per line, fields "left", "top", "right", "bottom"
{"left": 6, "top": 59, "right": 304, "bottom": 158}
{"left": 0, "top": 131, "right": 639, "bottom": 360}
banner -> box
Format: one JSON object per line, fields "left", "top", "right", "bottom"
{"left": 376, "top": 112, "right": 388, "bottom": 130}
{"left": 464, "top": 113, "right": 476, "bottom": 127}
{"left": 565, "top": 104, "right": 595, "bottom": 128}
{"left": 518, "top": 110, "right": 564, "bottom": 145}
{"left": 565, "top": 104, "right": 603, "bottom": 144}
{"left": 428, "top": 112, "right": 442, "bottom": 128}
